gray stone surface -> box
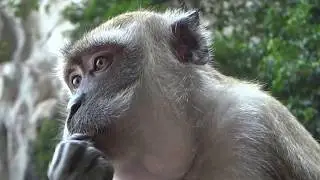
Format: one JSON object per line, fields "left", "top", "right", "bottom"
{"left": 0, "top": 0, "right": 74, "bottom": 179}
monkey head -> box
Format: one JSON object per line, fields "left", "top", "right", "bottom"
{"left": 59, "top": 9, "right": 212, "bottom": 152}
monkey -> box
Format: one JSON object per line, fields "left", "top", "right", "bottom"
{"left": 47, "top": 9, "right": 320, "bottom": 180}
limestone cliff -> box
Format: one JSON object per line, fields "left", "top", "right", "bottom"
{"left": 0, "top": 0, "right": 74, "bottom": 179}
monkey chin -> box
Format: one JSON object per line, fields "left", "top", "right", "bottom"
{"left": 91, "top": 128, "right": 123, "bottom": 158}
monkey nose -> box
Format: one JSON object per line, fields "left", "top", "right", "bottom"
{"left": 67, "top": 93, "right": 85, "bottom": 124}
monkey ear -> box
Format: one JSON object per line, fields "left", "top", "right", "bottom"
{"left": 171, "top": 10, "right": 211, "bottom": 65}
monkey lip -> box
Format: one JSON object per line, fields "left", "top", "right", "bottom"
{"left": 70, "top": 133, "right": 94, "bottom": 141}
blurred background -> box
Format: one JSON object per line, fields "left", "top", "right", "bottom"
{"left": 0, "top": 0, "right": 319, "bottom": 179}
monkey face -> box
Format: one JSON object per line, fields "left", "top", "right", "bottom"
{"left": 60, "top": 10, "right": 212, "bottom": 143}
{"left": 61, "top": 39, "right": 143, "bottom": 137}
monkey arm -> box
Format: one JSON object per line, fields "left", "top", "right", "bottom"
{"left": 262, "top": 97, "right": 320, "bottom": 178}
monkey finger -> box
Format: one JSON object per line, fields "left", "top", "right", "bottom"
{"left": 48, "top": 139, "right": 110, "bottom": 180}
{"left": 78, "top": 146, "right": 110, "bottom": 172}
{"left": 48, "top": 140, "right": 89, "bottom": 179}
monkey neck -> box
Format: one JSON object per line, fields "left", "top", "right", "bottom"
{"left": 104, "top": 65, "right": 228, "bottom": 179}
{"left": 117, "top": 65, "right": 229, "bottom": 179}
{"left": 104, "top": 68, "right": 202, "bottom": 179}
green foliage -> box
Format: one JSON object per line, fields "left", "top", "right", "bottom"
{"left": 0, "top": 40, "right": 10, "bottom": 63}
{"left": 213, "top": 0, "right": 320, "bottom": 140}
{"left": 7, "top": 0, "right": 39, "bottom": 19}
{"left": 33, "top": 119, "right": 60, "bottom": 180}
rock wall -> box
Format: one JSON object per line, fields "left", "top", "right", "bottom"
{"left": 0, "top": 0, "right": 75, "bottom": 179}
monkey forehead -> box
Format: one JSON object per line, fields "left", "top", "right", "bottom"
{"left": 62, "top": 27, "right": 137, "bottom": 61}
{"left": 92, "top": 9, "right": 191, "bottom": 32}
{"left": 61, "top": 9, "right": 197, "bottom": 61}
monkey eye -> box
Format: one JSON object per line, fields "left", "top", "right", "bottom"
{"left": 93, "top": 55, "right": 112, "bottom": 72}
{"left": 70, "top": 75, "right": 82, "bottom": 89}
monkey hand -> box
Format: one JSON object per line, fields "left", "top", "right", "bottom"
{"left": 47, "top": 133, "right": 113, "bottom": 180}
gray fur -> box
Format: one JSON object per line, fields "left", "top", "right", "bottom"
{"left": 48, "top": 9, "right": 320, "bottom": 180}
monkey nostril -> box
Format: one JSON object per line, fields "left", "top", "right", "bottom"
{"left": 67, "top": 93, "right": 85, "bottom": 124}
{"left": 69, "top": 101, "right": 81, "bottom": 119}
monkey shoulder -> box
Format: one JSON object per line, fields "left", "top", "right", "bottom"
{"left": 211, "top": 82, "right": 290, "bottom": 128}
{"left": 200, "top": 81, "right": 320, "bottom": 180}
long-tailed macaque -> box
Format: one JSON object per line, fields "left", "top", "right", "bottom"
{"left": 47, "top": 9, "right": 320, "bottom": 180}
